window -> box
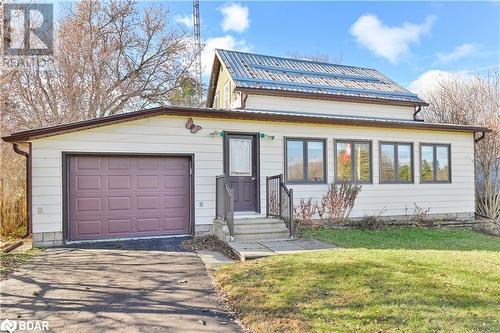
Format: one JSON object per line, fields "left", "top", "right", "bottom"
{"left": 380, "top": 142, "right": 413, "bottom": 183}
{"left": 285, "top": 138, "right": 326, "bottom": 183}
{"left": 229, "top": 138, "right": 252, "bottom": 176}
{"left": 224, "top": 81, "right": 231, "bottom": 107}
{"left": 420, "top": 144, "right": 451, "bottom": 183}
{"left": 335, "top": 140, "right": 372, "bottom": 183}
{"left": 213, "top": 91, "right": 220, "bottom": 108}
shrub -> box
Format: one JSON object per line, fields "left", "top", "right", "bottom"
{"left": 354, "top": 209, "right": 388, "bottom": 230}
{"left": 320, "top": 181, "right": 362, "bottom": 224}
{"left": 405, "top": 203, "right": 431, "bottom": 226}
{"left": 293, "top": 198, "right": 319, "bottom": 229}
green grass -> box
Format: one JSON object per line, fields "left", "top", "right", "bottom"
{"left": 0, "top": 248, "right": 41, "bottom": 280}
{"left": 303, "top": 228, "right": 500, "bottom": 251}
{"left": 215, "top": 229, "right": 500, "bottom": 333}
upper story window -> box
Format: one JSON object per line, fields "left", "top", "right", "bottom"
{"left": 213, "top": 91, "right": 220, "bottom": 108}
{"left": 380, "top": 142, "right": 413, "bottom": 183}
{"left": 335, "top": 140, "right": 372, "bottom": 183}
{"left": 285, "top": 138, "right": 326, "bottom": 184}
{"left": 224, "top": 81, "right": 231, "bottom": 107}
{"left": 420, "top": 144, "right": 451, "bottom": 183}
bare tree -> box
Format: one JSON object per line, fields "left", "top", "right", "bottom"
{"left": 0, "top": 0, "right": 199, "bottom": 238}
{"left": 421, "top": 72, "right": 500, "bottom": 220}
{"left": 2, "top": 0, "right": 198, "bottom": 130}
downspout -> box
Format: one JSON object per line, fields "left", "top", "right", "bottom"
{"left": 474, "top": 131, "right": 486, "bottom": 143}
{"left": 12, "top": 142, "right": 32, "bottom": 238}
{"left": 413, "top": 106, "right": 424, "bottom": 122}
{"left": 473, "top": 131, "right": 489, "bottom": 221}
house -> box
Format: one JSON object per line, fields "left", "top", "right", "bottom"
{"left": 2, "top": 49, "right": 490, "bottom": 247}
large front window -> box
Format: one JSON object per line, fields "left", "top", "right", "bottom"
{"left": 335, "top": 140, "right": 371, "bottom": 183}
{"left": 380, "top": 142, "right": 413, "bottom": 183}
{"left": 286, "top": 138, "right": 326, "bottom": 183}
{"left": 420, "top": 144, "right": 451, "bottom": 183}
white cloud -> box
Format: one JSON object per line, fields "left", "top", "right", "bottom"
{"left": 350, "top": 14, "right": 435, "bottom": 63}
{"left": 408, "top": 70, "right": 470, "bottom": 95}
{"left": 436, "top": 43, "right": 479, "bottom": 64}
{"left": 202, "top": 35, "right": 251, "bottom": 75}
{"left": 219, "top": 3, "right": 249, "bottom": 33}
{"left": 174, "top": 14, "right": 193, "bottom": 28}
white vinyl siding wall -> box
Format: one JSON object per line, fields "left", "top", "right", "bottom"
{"left": 30, "top": 115, "right": 474, "bottom": 234}
{"left": 244, "top": 94, "right": 416, "bottom": 120}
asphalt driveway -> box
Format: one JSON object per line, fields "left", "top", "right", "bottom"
{"left": 0, "top": 237, "right": 244, "bottom": 332}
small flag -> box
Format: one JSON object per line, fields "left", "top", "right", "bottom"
{"left": 342, "top": 144, "right": 352, "bottom": 164}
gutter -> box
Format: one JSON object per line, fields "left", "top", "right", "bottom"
{"left": 12, "top": 143, "right": 32, "bottom": 238}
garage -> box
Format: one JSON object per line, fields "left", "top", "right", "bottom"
{"left": 67, "top": 154, "right": 192, "bottom": 241}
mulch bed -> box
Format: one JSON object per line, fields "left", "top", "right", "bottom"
{"left": 182, "top": 235, "right": 240, "bottom": 260}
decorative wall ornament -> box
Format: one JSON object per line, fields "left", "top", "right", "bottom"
{"left": 209, "top": 130, "right": 225, "bottom": 137}
{"left": 185, "top": 117, "right": 202, "bottom": 134}
{"left": 260, "top": 132, "right": 275, "bottom": 140}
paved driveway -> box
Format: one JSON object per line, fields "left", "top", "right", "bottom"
{"left": 0, "top": 238, "right": 243, "bottom": 332}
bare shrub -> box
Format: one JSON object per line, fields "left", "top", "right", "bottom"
{"left": 354, "top": 209, "right": 388, "bottom": 230}
{"left": 320, "top": 181, "right": 362, "bottom": 224}
{"left": 293, "top": 198, "right": 318, "bottom": 229}
{"left": 405, "top": 203, "right": 431, "bottom": 226}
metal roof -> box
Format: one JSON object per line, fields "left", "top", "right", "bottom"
{"left": 2, "top": 106, "right": 489, "bottom": 143}
{"left": 215, "top": 49, "right": 427, "bottom": 105}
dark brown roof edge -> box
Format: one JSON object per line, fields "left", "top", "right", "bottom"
{"left": 2, "top": 105, "right": 490, "bottom": 143}
{"left": 237, "top": 87, "right": 430, "bottom": 107}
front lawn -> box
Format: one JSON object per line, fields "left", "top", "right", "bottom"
{"left": 215, "top": 229, "right": 500, "bottom": 332}
{"left": 304, "top": 228, "right": 500, "bottom": 251}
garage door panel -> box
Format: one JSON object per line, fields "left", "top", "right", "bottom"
{"left": 108, "top": 197, "right": 132, "bottom": 210}
{"left": 76, "top": 197, "right": 101, "bottom": 212}
{"left": 108, "top": 219, "right": 132, "bottom": 233}
{"left": 108, "top": 157, "right": 131, "bottom": 170}
{"left": 76, "top": 156, "right": 101, "bottom": 170}
{"left": 108, "top": 175, "right": 132, "bottom": 190}
{"left": 137, "top": 158, "right": 160, "bottom": 169}
{"left": 164, "top": 196, "right": 186, "bottom": 208}
{"left": 77, "top": 220, "right": 102, "bottom": 235}
{"left": 137, "top": 175, "right": 160, "bottom": 189}
{"left": 137, "top": 196, "right": 159, "bottom": 210}
{"left": 136, "top": 218, "right": 160, "bottom": 232}
{"left": 77, "top": 176, "right": 102, "bottom": 190}
{"left": 69, "top": 155, "right": 190, "bottom": 241}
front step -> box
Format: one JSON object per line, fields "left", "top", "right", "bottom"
{"left": 233, "top": 217, "right": 290, "bottom": 241}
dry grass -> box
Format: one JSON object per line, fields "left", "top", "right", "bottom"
{"left": 0, "top": 142, "right": 27, "bottom": 240}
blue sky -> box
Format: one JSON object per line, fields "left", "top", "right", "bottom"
{"left": 166, "top": 1, "right": 500, "bottom": 93}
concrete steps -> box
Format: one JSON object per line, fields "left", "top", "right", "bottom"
{"left": 213, "top": 216, "right": 290, "bottom": 242}
{"left": 234, "top": 216, "right": 290, "bottom": 242}
{"left": 233, "top": 217, "right": 290, "bottom": 241}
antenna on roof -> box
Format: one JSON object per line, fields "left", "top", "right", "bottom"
{"left": 193, "top": 0, "right": 202, "bottom": 104}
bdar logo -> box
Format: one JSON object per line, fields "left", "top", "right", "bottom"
{"left": 0, "top": 319, "right": 17, "bottom": 333}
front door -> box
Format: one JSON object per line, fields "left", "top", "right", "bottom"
{"left": 225, "top": 134, "right": 259, "bottom": 212}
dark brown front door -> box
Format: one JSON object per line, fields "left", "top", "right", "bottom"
{"left": 68, "top": 155, "right": 191, "bottom": 241}
{"left": 225, "top": 134, "right": 259, "bottom": 212}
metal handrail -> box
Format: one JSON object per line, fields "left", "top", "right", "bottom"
{"left": 215, "top": 175, "right": 234, "bottom": 239}
{"left": 266, "top": 174, "right": 294, "bottom": 238}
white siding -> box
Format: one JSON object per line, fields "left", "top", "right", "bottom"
{"left": 244, "top": 94, "right": 416, "bottom": 120}
{"left": 30, "top": 115, "right": 474, "bottom": 234}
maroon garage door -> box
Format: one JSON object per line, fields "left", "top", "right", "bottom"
{"left": 68, "top": 155, "right": 191, "bottom": 241}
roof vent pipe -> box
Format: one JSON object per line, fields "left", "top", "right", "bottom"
{"left": 413, "top": 106, "right": 424, "bottom": 122}
{"left": 12, "top": 143, "right": 32, "bottom": 238}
